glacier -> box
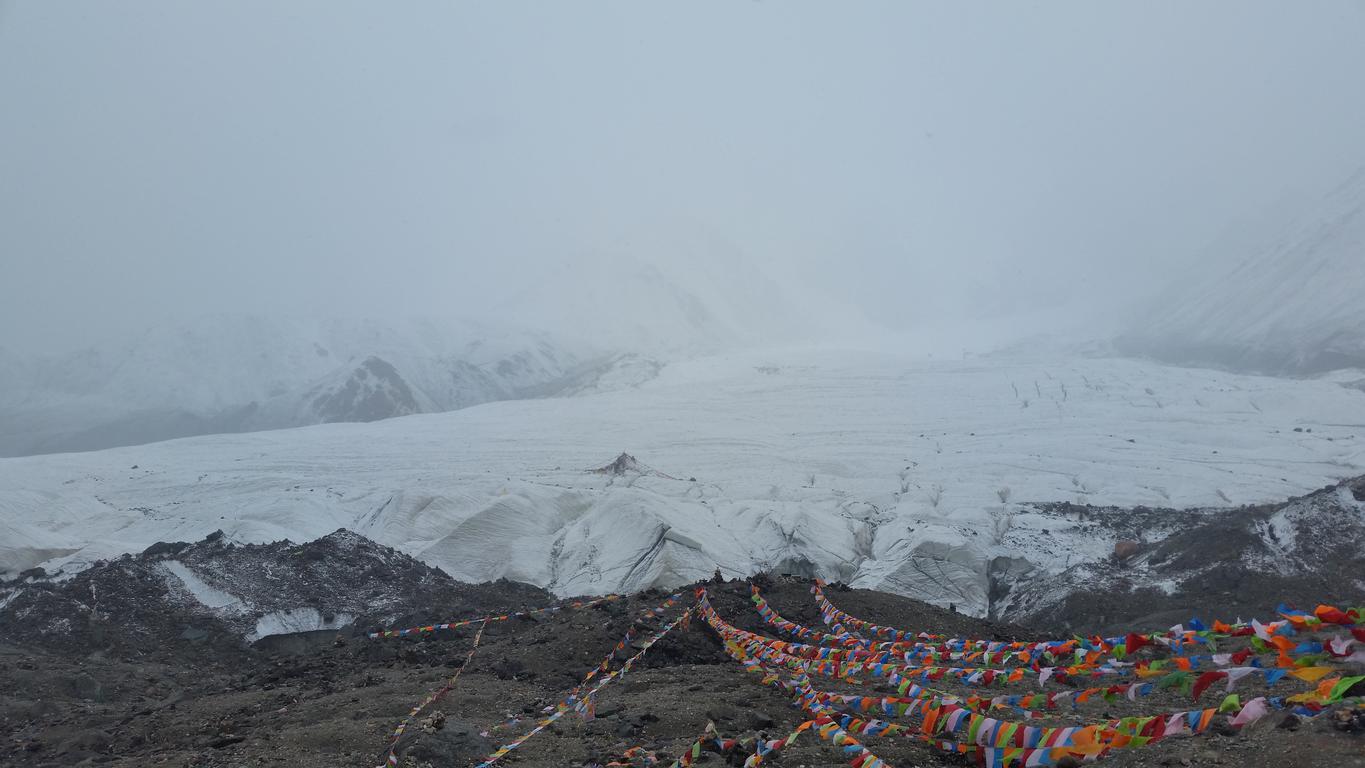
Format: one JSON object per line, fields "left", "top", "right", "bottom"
{"left": 2, "top": 348, "right": 1363, "bottom": 618}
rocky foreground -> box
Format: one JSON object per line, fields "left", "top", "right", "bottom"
{"left": 2, "top": 531, "right": 1364, "bottom": 767}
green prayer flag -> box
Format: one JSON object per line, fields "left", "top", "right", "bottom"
{"left": 1328, "top": 676, "right": 1365, "bottom": 701}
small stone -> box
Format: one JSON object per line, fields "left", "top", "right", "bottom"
{"left": 705, "top": 704, "right": 739, "bottom": 723}
{"left": 70, "top": 673, "right": 105, "bottom": 702}
{"left": 628, "top": 711, "right": 659, "bottom": 728}
{"left": 745, "top": 711, "right": 775, "bottom": 730}
{"left": 420, "top": 711, "right": 447, "bottom": 732}
{"left": 593, "top": 704, "right": 624, "bottom": 720}
{"left": 1330, "top": 707, "right": 1362, "bottom": 732}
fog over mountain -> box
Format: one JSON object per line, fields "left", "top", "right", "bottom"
{"left": 5, "top": 2, "right": 1365, "bottom": 357}
{"left": 2, "top": 2, "right": 1365, "bottom": 458}
{"left": 1117, "top": 168, "right": 1365, "bottom": 374}
{"left": 9, "top": 8, "right": 1365, "bottom": 768}
{"left": 0, "top": 314, "right": 658, "bottom": 456}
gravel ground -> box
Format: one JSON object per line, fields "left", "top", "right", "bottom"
{"left": 3, "top": 577, "right": 1363, "bottom": 768}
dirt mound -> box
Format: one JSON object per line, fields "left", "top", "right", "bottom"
{"left": 588, "top": 452, "right": 681, "bottom": 480}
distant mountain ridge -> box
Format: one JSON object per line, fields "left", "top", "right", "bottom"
{"left": 1117, "top": 168, "right": 1365, "bottom": 374}
{"left": 0, "top": 314, "right": 657, "bottom": 457}
{"left": 0, "top": 247, "right": 873, "bottom": 457}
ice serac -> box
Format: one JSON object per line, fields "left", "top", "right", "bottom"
{"left": 0, "top": 497, "right": 84, "bottom": 575}
{"left": 858, "top": 533, "right": 991, "bottom": 617}
{"left": 247, "top": 609, "right": 356, "bottom": 642}
{"left": 412, "top": 478, "right": 751, "bottom": 595}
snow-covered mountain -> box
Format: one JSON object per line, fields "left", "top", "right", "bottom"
{"left": 3, "top": 348, "right": 1363, "bottom": 617}
{"left": 1117, "top": 168, "right": 1365, "bottom": 374}
{"left": 0, "top": 249, "right": 861, "bottom": 458}
{"left": 0, "top": 315, "right": 656, "bottom": 457}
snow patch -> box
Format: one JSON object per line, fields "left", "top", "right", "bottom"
{"left": 1263, "top": 507, "right": 1300, "bottom": 553}
{"left": 247, "top": 608, "right": 355, "bottom": 642}
{"left": 161, "top": 560, "right": 246, "bottom": 612}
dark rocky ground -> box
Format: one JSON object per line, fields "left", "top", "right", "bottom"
{"left": 3, "top": 566, "right": 1364, "bottom": 768}
{"left": 4, "top": 519, "right": 1365, "bottom": 767}
{"left": 1004, "top": 476, "right": 1365, "bottom": 637}
{"left": 0, "top": 529, "right": 551, "bottom": 655}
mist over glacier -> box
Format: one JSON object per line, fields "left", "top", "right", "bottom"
{"left": 5, "top": 1, "right": 1365, "bottom": 359}
{"left": 2, "top": 2, "right": 1365, "bottom": 620}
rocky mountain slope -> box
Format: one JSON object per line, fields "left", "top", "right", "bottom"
{"left": 0, "top": 529, "right": 551, "bottom": 655}
{"left": 1001, "top": 476, "right": 1365, "bottom": 631}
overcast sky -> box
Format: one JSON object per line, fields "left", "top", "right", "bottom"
{"left": 3, "top": 1, "right": 1365, "bottom": 355}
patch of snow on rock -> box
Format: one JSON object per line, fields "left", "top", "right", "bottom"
{"left": 161, "top": 561, "right": 246, "bottom": 612}
{"left": 247, "top": 609, "right": 355, "bottom": 643}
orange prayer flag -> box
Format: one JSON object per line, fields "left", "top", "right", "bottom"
{"left": 1070, "top": 726, "right": 1099, "bottom": 747}
{"left": 921, "top": 706, "right": 941, "bottom": 735}
{"left": 1289, "top": 667, "right": 1334, "bottom": 682}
